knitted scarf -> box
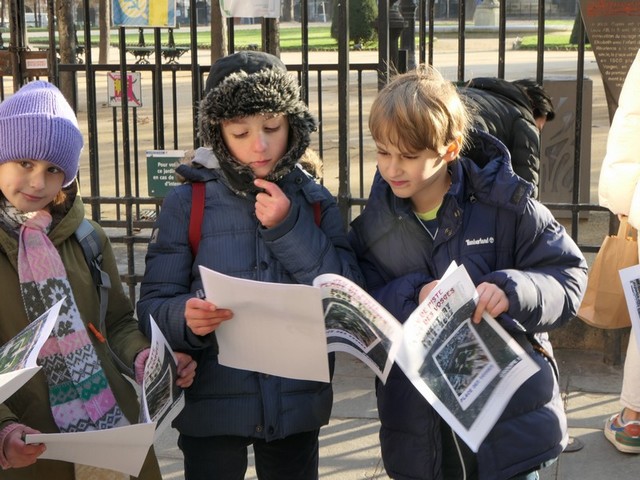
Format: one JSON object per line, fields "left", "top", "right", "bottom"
{"left": 8, "top": 207, "right": 131, "bottom": 479}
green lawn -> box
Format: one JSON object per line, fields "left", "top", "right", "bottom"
{"left": 27, "top": 23, "right": 585, "bottom": 51}
{"left": 27, "top": 26, "right": 342, "bottom": 51}
{"left": 519, "top": 31, "right": 589, "bottom": 50}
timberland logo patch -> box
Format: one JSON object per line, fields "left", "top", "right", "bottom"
{"left": 465, "top": 236, "right": 494, "bottom": 246}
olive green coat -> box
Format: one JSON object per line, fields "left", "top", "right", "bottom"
{"left": 0, "top": 193, "right": 161, "bottom": 480}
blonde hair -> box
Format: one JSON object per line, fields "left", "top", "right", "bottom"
{"left": 369, "top": 65, "right": 470, "bottom": 153}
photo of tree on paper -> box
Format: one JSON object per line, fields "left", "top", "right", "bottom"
{"left": 0, "top": 308, "right": 57, "bottom": 372}
{"left": 323, "top": 297, "right": 392, "bottom": 373}
{"left": 434, "top": 320, "right": 496, "bottom": 410}
{"left": 144, "top": 343, "right": 179, "bottom": 424}
{"left": 0, "top": 332, "right": 35, "bottom": 372}
{"left": 417, "top": 299, "right": 526, "bottom": 428}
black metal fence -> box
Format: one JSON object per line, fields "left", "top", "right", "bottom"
{"left": 2, "top": 0, "right": 608, "bottom": 304}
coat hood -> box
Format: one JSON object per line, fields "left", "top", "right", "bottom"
{"left": 197, "top": 51, "right": 317, "bottom": 196}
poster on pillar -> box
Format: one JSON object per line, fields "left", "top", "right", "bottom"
{"left": 112, "top": 0, "right": 177, "bottom": 27}
{"left": 579, "top": 0, "right": 640, "bottom": 121}
{"left": 219, "top": 0, "right": 281, "bottom": 18}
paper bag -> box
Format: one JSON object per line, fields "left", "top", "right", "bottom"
{"left": 577, "top": 217, "right": 638, "bottom": 329}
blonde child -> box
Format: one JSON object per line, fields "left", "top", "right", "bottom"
{"left": 349, "top": 66, "right": 587, "bottom": 480}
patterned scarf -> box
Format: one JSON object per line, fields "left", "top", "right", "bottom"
{"left": 14, "top": 209, "right": 130, "bottom": 434}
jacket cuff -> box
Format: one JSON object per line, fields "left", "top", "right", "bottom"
{"left": 0, "top": 423, "right": 24, "bottom": 470}
{"left": 134, "top": 348, "right": 151, "bottom": 385}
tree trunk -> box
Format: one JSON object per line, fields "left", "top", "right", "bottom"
{"left": 210, "top": 0, "right": 227, "bottom": 64}
{"left": 56, "top": 0, "right": 76, "bottom": 107}
{"left": 98, "top": 0, "right": 110, "bottom": 63}
{"left": 262, "top": 17, "right": 280, "bottom": 57}
{"left": 282, "top": 0, "right": 293, "bottom": 22}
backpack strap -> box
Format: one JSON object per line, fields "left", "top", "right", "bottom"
{"left": 313, "top": 201, "right": 321, "bottom": 226}
{"left": 74, "top": 219, "right": 133, "bottom": 376}
{"left": 75, "top": 219, "right": 111, "bottom": 323}
{"left": 189, "top": 182, "right": 206, "bottom": 256}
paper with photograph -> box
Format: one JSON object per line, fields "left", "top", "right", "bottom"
{"left": 139, "top": 315, "right": 185, "bottom": 439}
{"left": 315, "top": 263, "right": 539, "bottom": 452}
{"left": 619, "top": 264, "right": 640, "bottom": 349}
{"left": 199, "top": 266, "right": 331, "bottom": 383}
{"left": 313, "top": 274, "right": 403, "bottom": 382}
{"left": 0, "top": 299, "right": 64, "bottom": 404}
{"left": 23, "top": 314, "right": 186, "bottom": 475}
{"left": 396, "top": 262, "right": 539, "bottom": 452}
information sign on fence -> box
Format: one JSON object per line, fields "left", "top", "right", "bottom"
{"left": 107, "top": 72, "right": 142, "bottom": 107}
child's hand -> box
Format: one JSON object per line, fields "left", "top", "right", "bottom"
{"left": 173, "top": 352, "right": 197, "bottom": 388}
{"left": 418, "top": 280, "right": 439, "bottom": 304}
{"left": 254, "top": 179, "right": 291, "bottom": 228}
{"left": 3, "top": 425, "right": 46, "bottom": 469}
{"left": 473, "top": 282, "right": 509, "bottom": 324}
{"left": 185, "top": 297, "right": 233, "bottom": 336}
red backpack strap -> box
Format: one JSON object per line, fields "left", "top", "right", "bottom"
{"left": 313, "top": 201, "right": 321, "bottom": 226}
{"left": 189, "top": 182, "right": 205, "bottom": 256}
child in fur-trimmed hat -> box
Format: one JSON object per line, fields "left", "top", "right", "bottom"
{"left": 138, "top": 51, "right": 363, "bottom": 480}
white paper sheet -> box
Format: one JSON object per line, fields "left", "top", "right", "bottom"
{"left": 619, "top": 264, "right": 640, "bottom": 349}
{"left": 199, "top": 266, "right": 330, "bottom": 382}
{"left": 25, "top": 423, "right": 156, "bottom": 477}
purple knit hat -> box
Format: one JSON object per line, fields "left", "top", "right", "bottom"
{"left": 0, "top": 80, "right": 83, "bottom": 186}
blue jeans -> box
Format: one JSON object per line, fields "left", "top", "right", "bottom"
{"left": 178, "top": 429, "right": 320, "bottom": 480}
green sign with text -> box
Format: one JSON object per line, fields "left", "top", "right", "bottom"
{"left": 146, "top": 150, "right": 183, "bottom": 197}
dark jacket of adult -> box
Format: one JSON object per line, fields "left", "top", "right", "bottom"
{"left": 349, "top": 132, "right": 587, "bottom": 480}
{"left": 459, "top": 78, "right": 542, "bottom": 198}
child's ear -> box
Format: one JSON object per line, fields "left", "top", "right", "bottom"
{"left": 442, "top": 135, "right": 462, "bottom": 161}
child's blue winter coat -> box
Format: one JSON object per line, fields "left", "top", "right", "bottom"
{"left": 349, "top": 132, "right": 587, "bottom": 480}
{"left": 138, "top": 161, "right": 363, "bottom": 441}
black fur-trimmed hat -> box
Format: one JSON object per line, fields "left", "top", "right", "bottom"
{"left": 198, "top": 51, "right": 317, "bottom": 194}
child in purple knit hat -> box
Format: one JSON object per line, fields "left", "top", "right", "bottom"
{"left": 0, "top": 81, "right": 197, "bottom": 480}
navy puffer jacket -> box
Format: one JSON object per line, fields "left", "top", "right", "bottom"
{"left": 349, "top": 132, "right": 587, "bottom": 480}
{"left": 138, "top": 161, "right": 363, "bottom": 440}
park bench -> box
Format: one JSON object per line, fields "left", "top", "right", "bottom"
{"left": 33, "top": 29, "right": 84, "bottom": 63}
{"left": 128, "top": 28, "right": 189, "bottom": 65}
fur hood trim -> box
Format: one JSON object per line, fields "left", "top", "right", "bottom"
{"left": 198, "top": 57, "right": 316, "bottom": 195}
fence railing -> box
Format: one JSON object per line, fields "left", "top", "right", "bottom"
{"left": 1, "top": 0, "right": 609, "bottom": 306}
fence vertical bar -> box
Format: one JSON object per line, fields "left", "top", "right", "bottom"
{"left": 337, "top": 0, "right": 351, "bottom": 227}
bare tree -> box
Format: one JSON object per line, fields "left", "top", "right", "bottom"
{"left": 98, "top": 0, "right": 110, "bottom": 63}
{"left": 209, "top": 0, "right": 227, "bottom": 64}
{"left": 56, "top": 0, "right": 77, "bottom": 106}
{"left": 282, "top": 0, "right": 293, "bottom": 22}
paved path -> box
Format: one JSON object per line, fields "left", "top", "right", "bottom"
{"left": 153, "top": 349, "right": 640, "bottom": 479}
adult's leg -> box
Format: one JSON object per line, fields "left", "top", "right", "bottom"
{"left": 604, "top": 332, "right": 640, "bottom": 453}
{"left": 621, "top": 332, "right": 640, "bottom": 414}
{"left": 179, "top": 433, "right": 251, "bottom": 480}
{"left": 253, "top": 429, "right": 320, "bottom": 480}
